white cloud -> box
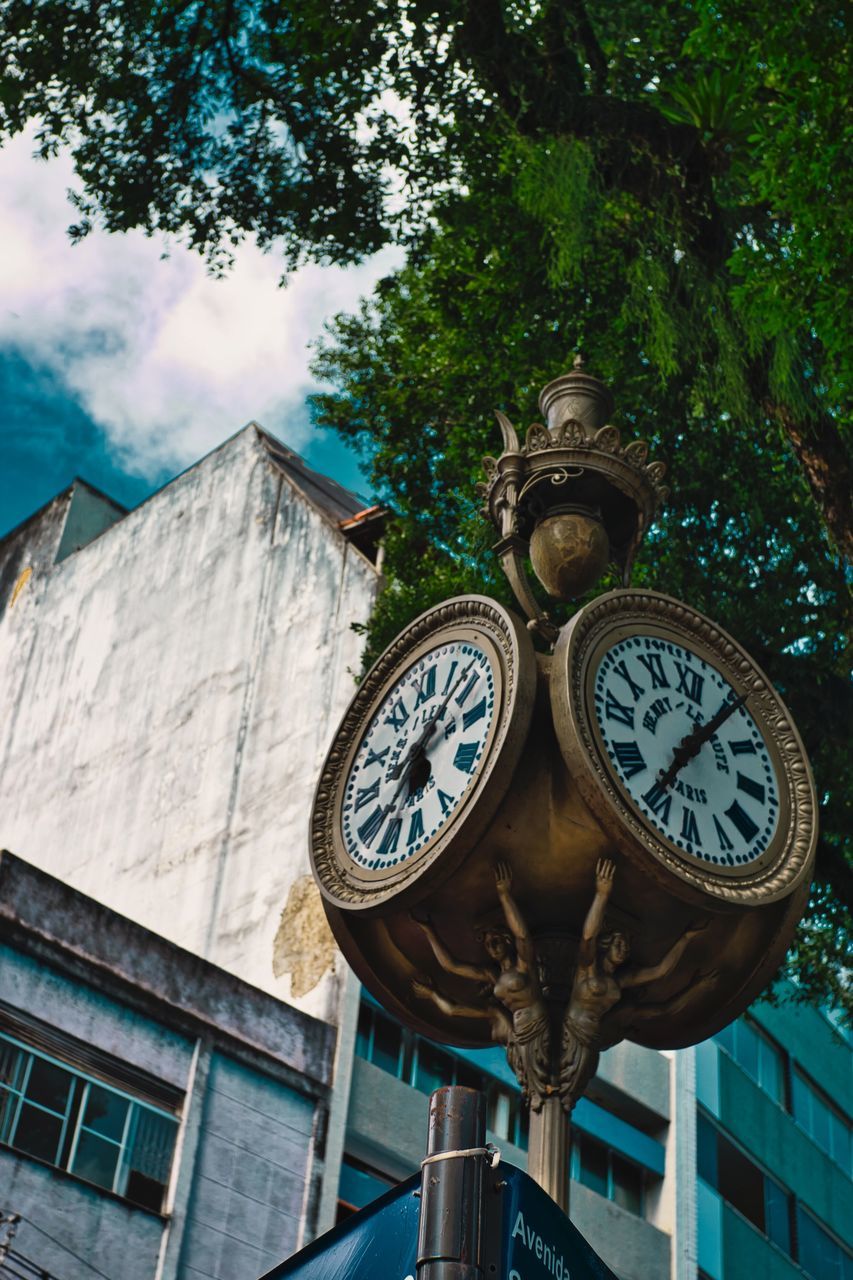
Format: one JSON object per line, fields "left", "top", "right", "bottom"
{"left": 0, "top": 128, "right": 400, "bottom": 478}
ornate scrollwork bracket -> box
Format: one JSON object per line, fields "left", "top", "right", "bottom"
{"left": 492, "top": 534, "right": 560, "bottom": 644}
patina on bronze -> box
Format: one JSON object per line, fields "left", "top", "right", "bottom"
{"left": 308, "top": 364, "right": 818, "bottom": 1214}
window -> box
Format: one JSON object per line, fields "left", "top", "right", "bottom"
{"left": 571, "top": 1133, "right": 646, "bottom": 1217}
{"left": 698, "top": 1109, "right": 853, "bottom": 1277}
{"left": 796, "top": 1206, "right": 853, "bottom": 1280}
{"left": 337, "top": 1155, "right": 397, "bottom": 1223}
{"left": 792, "top": 1066, "right": 852, "bottom": 1175}
{"left": 714, "top": 1018, "right": 852, "bottom": 1173}
{"left": 0, "top": 1032, "right": 178, "bottom": 1212}
{"left": 714, "top": 1018, "right": 785, "bottom": 1105}
{"left": 697, "top": 1111, "right": 792, "bottom": 1249}
{"left": 355, "top": 1002, "right": 529, "bottom": 1149}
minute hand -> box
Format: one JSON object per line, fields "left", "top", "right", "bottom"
{"left": 658, "top": 692, "right": 748, "bottom": 790}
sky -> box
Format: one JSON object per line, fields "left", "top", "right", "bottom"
{"left": 0, "top": 128, "right": 400, "bottom": 539}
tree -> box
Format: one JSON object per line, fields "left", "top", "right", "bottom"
{"left": 3, "top": 0, "right": 849, "bottom": 1011}
{"left": 310, "top": 166, "right": 851, "bottom": 1018}
{"left": 1, "top": 0, "right": 849, "bottom": 552}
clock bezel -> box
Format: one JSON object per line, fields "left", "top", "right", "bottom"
{"left": 552, "top": 589, "right": 817, "bottom": 905}
{"left": 311, "top": 595, "right": 537, "bottom": 911}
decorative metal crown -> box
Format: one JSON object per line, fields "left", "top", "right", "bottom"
{"left": 478, "top": 358, "right": 669, "bottom": 637}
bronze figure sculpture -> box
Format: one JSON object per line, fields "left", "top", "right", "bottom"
{"left": 414, "top": 857, "right": 713, "bottom": 1114}
{"left": 412, "top": 862, "right": 552, "bottom": 1109}
{"left": 559, "top": 859, "right": 712, "bottom": 1110}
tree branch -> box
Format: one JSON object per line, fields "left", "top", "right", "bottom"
{"left": 763, "top": 399, "right": 853, "bottom": 560}
{"left": 455, "top": 2, "right": 727, "bottom": 266}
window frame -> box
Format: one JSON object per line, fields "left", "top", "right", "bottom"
{"left": 0, "top": 1030, "right": 179, "bottom": 1212}
{"left": 791, "top": 1064, "right": 852, "bottom": 1176}
{"left": 698, "top": 1106, "right": 853, "bottom": 1277}
{"left": 795, "top": 1203, "right": 853, "bottom": 1280}
{"left": 714, "top": 1015, "right": 851, "bottom": 1179}
{"left": 714, "top": 1017, "right": 787, "bottom": 1107}
{"left": 355, "top": 1003, "right": 530, "bottom": 1148}
{"left": 570, "top": 1131, "right": 647, "bottom": 1218}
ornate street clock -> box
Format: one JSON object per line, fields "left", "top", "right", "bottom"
{"left": 552, "top": 589, "right": 815, "bottom": 905}
{"left": 308, "top": 359, "right": 817, "bottom": 1200}
{"left": 312, "top": 596, "right": 536, "bottom": 910}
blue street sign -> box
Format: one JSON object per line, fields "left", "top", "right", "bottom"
{"left": 260, "top": 1162, "right": 618, "bottom": 1280}
{"left": 259, "top": 1176, "right": 420, "bottom": 1280}
{"left": 500, "top": 1165, "right": 619, "bottom": 1280}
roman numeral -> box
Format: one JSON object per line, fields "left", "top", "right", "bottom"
{"left": 729, "top": 739, "right": 757, "bottom": 756}
{"left": 377, "top": 817, "right": 401, "bottom": 857}
{"left": 354, "top": 779, "right": 380, "bottom": 811}
{"left": 413, "top": 666, "right": 437, "bottom": 708}
{"left": 364, "top": 744, "right": 390, "bottom": 769}
{"left": 455, "top": 669, "right": 479, "bottom": 706}
{"left": 680, "top": 807, "right": 701, "bottom": 846}
{"left": 384, "top": 699, "right": 409, "bottom": 731}
{"left": 638, "top": 652, "right": 670, "bottom": 689}
{"left": 725, "top": 799, "right": 759, "bottom": 844}
{"left": 674, "top": 662, "right": 704, "bottom": 705}
{"left": 357, "top": 806, "right": 385, "bottom": 847}
{"left": 462, "top": 698, "right": 487, "bottom": 731}
{"left": 453, "top": 741, "right": 478, "bottom": 773}
{"left": 604, "top": 689, "right": 635, "bottom": 729}
{"left": 713, "top": 815, "right": 734, "bottom": 852}
{"left": 437, "top": 789, "right": 455, "bottom": 816}
{"left": 612, "top": 740, "right": 647, "bottom": 779}
{"left": 736, "top": 772, "right": 766, "bottom": 804}
{"left": 407, "top": 808, "right": 425, "bottom": 846}
{"left": 441, "top": 661, "right": 458, "bottom": 695}
{"left": 613, "top": 659, "right": 644, "bottom": 702}
{"left": 642, "top": 782, "right": 672, "bottom": 825}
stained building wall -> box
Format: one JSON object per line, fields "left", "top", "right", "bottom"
{"left": 0, "top": 427, "right": 381, "bottom": 1024}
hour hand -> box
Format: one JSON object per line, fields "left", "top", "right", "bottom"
{"left": 658, "top": 692, "right": 748, "bottom": 789}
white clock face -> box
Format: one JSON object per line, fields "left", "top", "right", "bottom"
{"left": 341, "top": 640, "right": 498, "bottom": 870}
{"left": 593, "top": 634, "right": 780, "bottom": 867}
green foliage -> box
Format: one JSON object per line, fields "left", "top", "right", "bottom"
{"left": 658, "top": 65, "right": 751, "bottom": 140}
{"left": 513, "top": 136, "right": 601, "bottom": 288}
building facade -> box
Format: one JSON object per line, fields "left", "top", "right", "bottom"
{"left": 0, "top": 429, "right": 849, "bottom": 1279}
{"left": 696, "top": 997, "right": 851, "bottom": 1279}
{"left": 0, "top": 425, "right": 383, "bottom": 1023}
{"left": 0, "top": 851, "right": 334, "bottom": 1280}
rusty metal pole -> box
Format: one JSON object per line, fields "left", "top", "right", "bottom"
{"left": 416, "top": 1086, "right": 487, "bottom": 1280}
{"left": 527, "top": 1097, "right": 570, "bottom": 1214}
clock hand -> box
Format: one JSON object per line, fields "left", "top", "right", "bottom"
{"left": 385, "top": 749, "right": 426, "bottom": 813}
{"left": 387, "top": 659, "right": 477, "bottom": 779}
{"left": 657, "top": 692, "right": 748, "bottom": 790}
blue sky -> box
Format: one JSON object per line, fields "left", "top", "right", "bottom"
{"left": 0, "top": 129, "right": 393, "bottom": 539}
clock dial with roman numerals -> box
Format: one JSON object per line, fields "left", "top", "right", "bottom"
{"left": 311, "top": 596, "right": 536, "bottom": 909}
{"left": 341, "top": 640, "right": 497, "bottom": 869}
{"left": 593, "top": 635, "right": 779, "bottom": 867}
{"left": 552, "top": 590, "right": 817, "bottom": 905}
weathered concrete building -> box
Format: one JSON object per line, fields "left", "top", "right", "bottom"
{"left": 1, "top": 429, "right": 849, "bottom": 1280}
{"left": 0, "top": 426, "right": 383, "bottom": 1023}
